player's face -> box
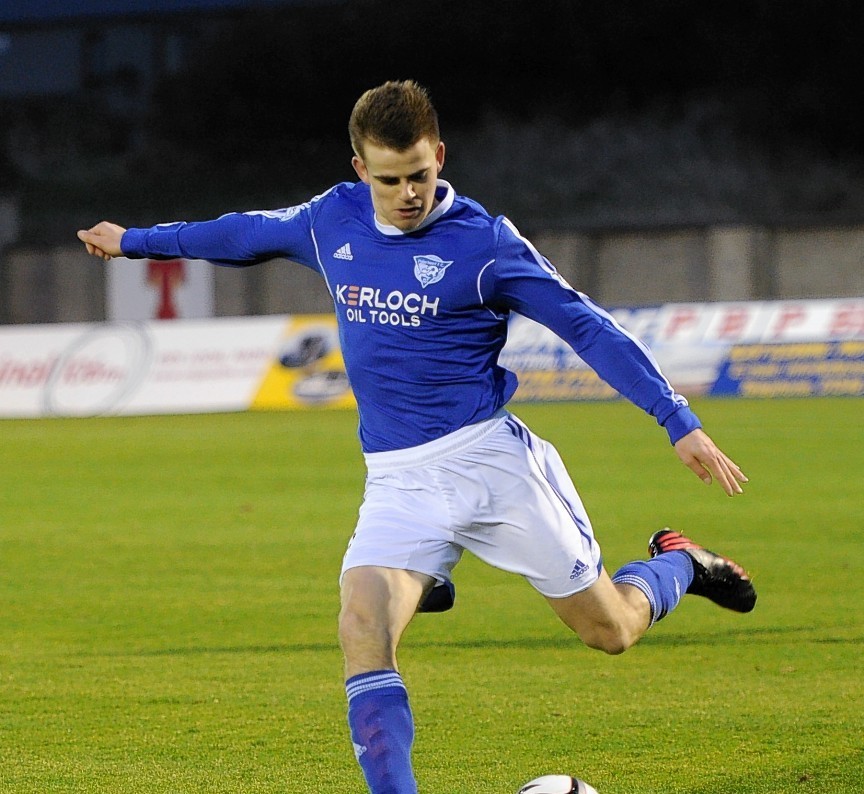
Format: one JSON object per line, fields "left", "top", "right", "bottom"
{"left": 352, "top": 137, "right": 445, "bottom": 231}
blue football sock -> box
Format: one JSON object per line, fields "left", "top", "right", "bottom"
{"left": 346, "top": 670, "right": 417, "bottom": 794}
{"left": 611, "top": 550, "right": 694, "bottom": 626}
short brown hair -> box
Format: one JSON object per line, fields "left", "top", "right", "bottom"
{"left": 348, "top": 80, "right": 440, "bottom": 158}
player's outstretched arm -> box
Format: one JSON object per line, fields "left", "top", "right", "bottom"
{"left": 674, "top": 428, "right": 748, "bottom": 496}
{"left": 77, "top": 222, "right": 127, "bottom": 261}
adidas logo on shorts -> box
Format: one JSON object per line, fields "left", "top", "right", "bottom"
{"left": 569, "top": 559, "right": 589, "bottom": 580}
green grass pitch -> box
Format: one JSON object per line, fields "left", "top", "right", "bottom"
{"left": 1, "top": 397, "right": 862, "bottom": 793}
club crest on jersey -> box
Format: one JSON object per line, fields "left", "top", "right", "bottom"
{"left": 413, "top": 255, "right": 453, "bottom": 288}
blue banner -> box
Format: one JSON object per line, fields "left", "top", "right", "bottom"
{"left": 710, "top": 341, "right": 864, "bottom": 398}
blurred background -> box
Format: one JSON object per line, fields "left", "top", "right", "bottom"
{"left": 1, "top": 0, "right": 863, "bottom": 323}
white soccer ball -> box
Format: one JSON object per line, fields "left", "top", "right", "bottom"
{"left": 517, "top": 774, "right": 599, "bottom": 794}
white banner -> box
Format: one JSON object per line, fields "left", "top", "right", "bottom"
{"left": 107, "top": 257, "right": 214, "bottom": 321}
{"left": 0, "top": 317, "right": 282, "bottom": 417}
{"left": 1, "top": 298, "right": 862, "bottom": 418}
{"left": 501, "top": 298, "right": 864, "bottom": 399}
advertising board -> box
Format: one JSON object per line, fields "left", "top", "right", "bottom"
{"left": 1, "top": 299, "right": 861, "bottom": 418}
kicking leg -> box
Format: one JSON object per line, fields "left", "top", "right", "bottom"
{"left": 548, "top": 530, "right": 756, "bottom": 654}
{"left": 648, "top": 528, "right": 756, "bottom": 612}
{"left": 545, "top": 565, "right": 680, "bottom": 655}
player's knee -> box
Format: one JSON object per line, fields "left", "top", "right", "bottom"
{"left": 553, "top": 600, "right": 641, "bottom": 654}
{"left": 338, "top": 606, "right": 374, "bottom": 647}
{"left": 338, "top": 605, "right": 391, "bottom": 654}
{"left": 580, "top": 622, "right": 638, "bottom": 656}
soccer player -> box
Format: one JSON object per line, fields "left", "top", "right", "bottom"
{"left": 78, "top": 80, "right": 756, "bottom": 794}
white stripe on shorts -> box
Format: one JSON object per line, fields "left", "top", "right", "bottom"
{"left": 363, "top": 408, "right": 509, "bottom": 473}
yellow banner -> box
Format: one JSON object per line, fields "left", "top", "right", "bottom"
{"left": 250, "top": 316, "right": 356, "bottom": 410}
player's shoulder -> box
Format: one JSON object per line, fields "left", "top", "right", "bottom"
{"left": 284, "top": 181, "right": 369, "bottom": 215}
{"left": 329, "top": 180, "right": 369, "bottom": 199}
{"left": 446, "top": 191, "right": 504, "bottom": 235}
{"left": 438, "top": 193, "right": 529, "bottom": 266}
{"left": 450, "top": 191, "right": 491, "bottom": 220}
{"left": 245, "top": 183, "right": 350, "bottom": 224}
{"left": 309, "top": 181, "right": 371, "bottom": 220}
{"left": 301, "top": 181, "right": 360, "bottom": 209}
{"left": 453, "top": 191, "right": 520, "bottom": 231}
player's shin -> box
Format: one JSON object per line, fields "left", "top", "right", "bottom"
{"left": 346, "top": 670, "right": 418, "bottom": 794}
{"left": 611, "top": 551, "right": 694, "bottom": 626}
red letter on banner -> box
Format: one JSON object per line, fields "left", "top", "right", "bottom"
{"left": 716, "top": 307, "right": 752, "bottom": 340}
{"left": 147, "top": 260, "right": 186, "bottom": 320}
{"left": 769, "top": 304, "right": 808, "bottom": 339}
{"left": 664, "top": 307, "right": 700, "bottom": 340}
{"left": 829, "top": 303, "right": 864, "bottom": 338}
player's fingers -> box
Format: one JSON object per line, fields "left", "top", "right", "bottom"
{"left": 78, "top": 231, "right": 112, "bottom": 260}
{"left": 78, "top": 224, "right": 123, "bottom": 259}
{"left": 685, "top": 447, "right": 742, "bottom": 495}
{"left": 716, "top": 465, "right": 740, "bottom": 496}
{"left": 716, "top": 450, "right": 748, "bottom": 490}
{"left": 78, "top": 232, "right": 97, "bottom": 252}
{"left": 85, "top": 242, "right": 104, "bottom": 258}
{"left": 685, "top": 456, "right": 713, "bottom": 486}
{"left": 709, "top": 454, "right": 744, "bottom": 496}
{"left": 675, "top": 431, "right": 746, "bottom": 496}
{"left": 725, "top": 455, "right": 749, "bottom": 483}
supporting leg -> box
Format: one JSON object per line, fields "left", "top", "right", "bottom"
{"left": 339, "top": 566, "right": 434, "bottom": 794}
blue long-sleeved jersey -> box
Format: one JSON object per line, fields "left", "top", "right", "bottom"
{"left": 121, "top": 180, "right": 701, "bottom": 452}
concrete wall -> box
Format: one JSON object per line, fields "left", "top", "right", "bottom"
{"left": 1, "top": 223, "right": 862, "bottom": 324}
{"left": 531, "top": 224, "right": 863, "bottom": 306}
{"left": 212, "top": 258, "right": 334, "bottom": 318}
{"left": 0, "top": 245, "right": 105, "bottom": 324}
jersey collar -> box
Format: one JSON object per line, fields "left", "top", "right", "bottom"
{"left": 373, "top": 180, "right": 455, "bottom": 236}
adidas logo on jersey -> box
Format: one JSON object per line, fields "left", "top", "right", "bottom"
{"left": 333, "top": 243, "right": 354, "bottom": 260}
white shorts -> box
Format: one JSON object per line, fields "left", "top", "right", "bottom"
{"left": 341, "top": 410, "right": 602, "bottom": 598}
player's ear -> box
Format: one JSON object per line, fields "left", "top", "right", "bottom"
{"left": 352, "top": 155, "right": 369, "bottom": 184}
{"left": 435, "top": 140, "right": 445, "bottom": 173}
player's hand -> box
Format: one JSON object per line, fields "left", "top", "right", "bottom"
{"left": 674, "top": 428, "right": 748, "bottom": 496}
{"left": 77, "top": 222, "right": 127, "bottom": 261}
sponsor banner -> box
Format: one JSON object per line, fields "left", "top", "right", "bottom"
{"left": 503, "top": 298, "right": 864, "bottom": 401}
{"left": 616, "top": 298, "right": 864, "bottom": 346}
{"left": 710, "top": 341, "right": 864, "bottom": 398}
{"left": 1, "top": 298, "right": 862, "bottom": 418}
{"left": 107, "top": 257, "right": 215, "bottom": 321}
{"left": 251, "top": 317, "right": 354, "bottom": 410}
{"left": 0, "top": 316, "right": 351, "bottom": 418}
{"left": 499, "top": 314, "right": 616, "bottom": 402}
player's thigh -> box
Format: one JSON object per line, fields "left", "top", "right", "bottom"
{"left": 545, "top": 567, "right": 625, "bottom": 629}
{"left": 341, "top": 469, "right": 463, "bottom": 586}
{"left": 340, "top": 565, "right": 434, "bottom": 635}
{"left": 545, "top": 567, "right": 651, "bottom": 651}
{"left": 457, "top": 420, "right": 601, "bottom": 596}
{"left": 339, "top": 565, "right": 435, "bottom": 674}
